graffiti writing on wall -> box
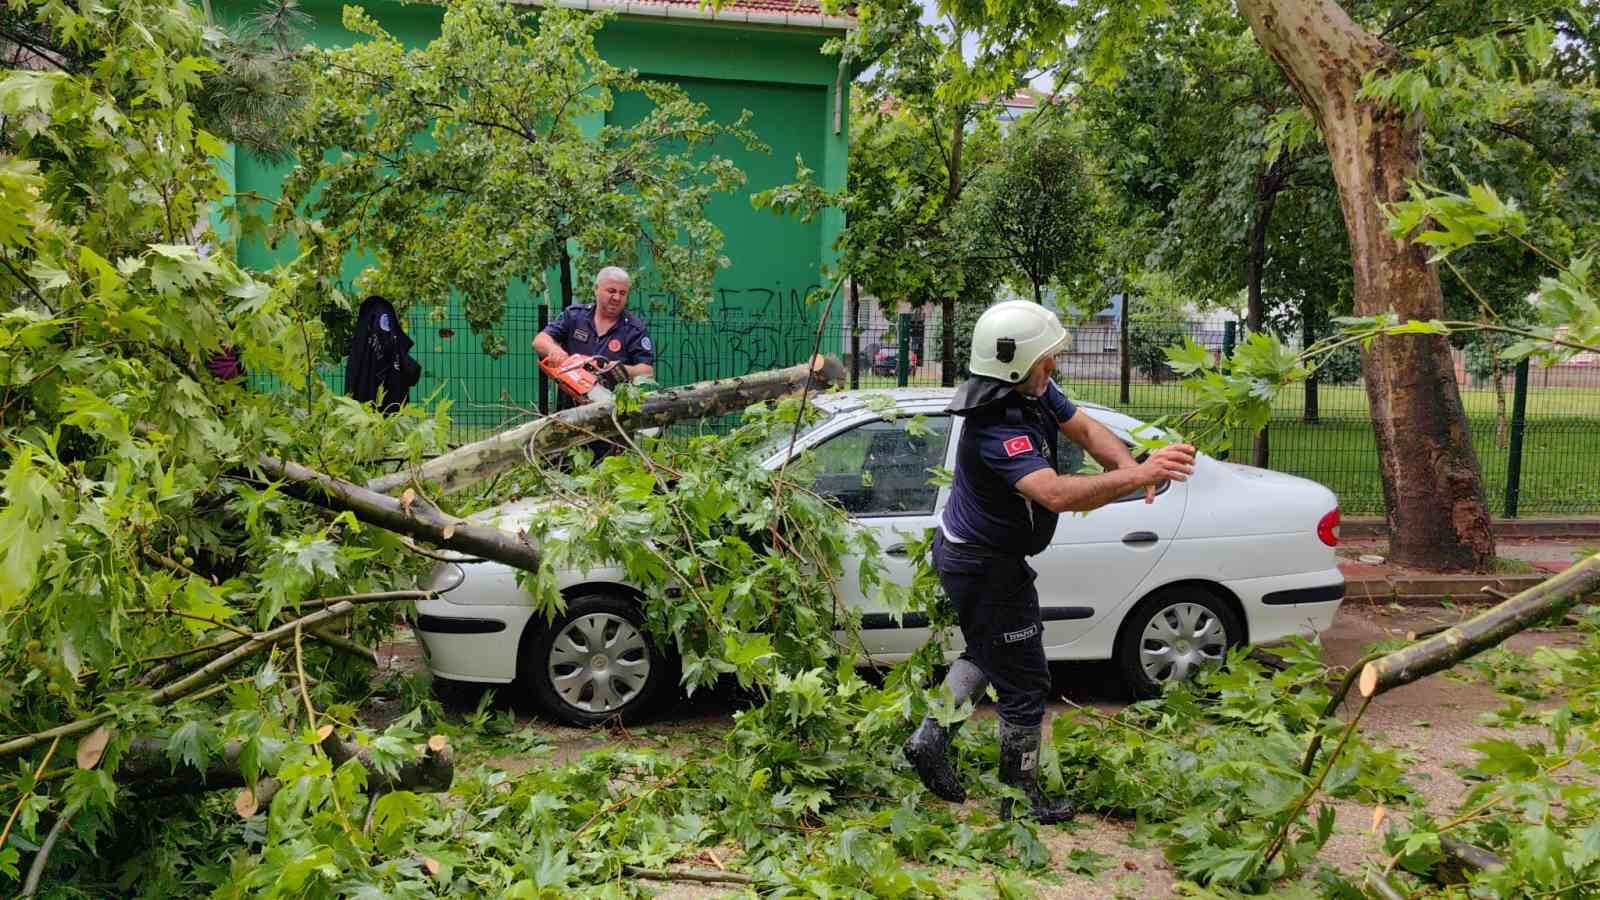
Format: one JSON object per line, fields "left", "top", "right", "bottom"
{"left": 638, "top": 283, "right": 827, "bottom": 384}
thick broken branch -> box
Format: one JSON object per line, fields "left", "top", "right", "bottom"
{"left": 20, "top": 800, "right": 80, "bottom": 898}
{"left": 0, "top": 602, "right": 358, "bottom": 761}
{"left": 1359, "top": 555, "right": 1600, "bottom": 698}
{"left": 623, "top": 866, "right": 753, "bottom": 886}
{"left": 366, "top": 356, "right": 847, "bottom": 496}
{"left": 307, "top": 627, "right": 378, "bottom": 665}
{"left": 118, "top": 732, "right": 454, "bottom": 800}
{"left": 258, "top": 455, "right": 542, "bottom": 573}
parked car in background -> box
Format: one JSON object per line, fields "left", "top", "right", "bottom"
{"left": 869, "top": 345, "right": 919, "bottom": 376}
{"left": 412, "top": 388, "right": 1346, "bottom": 725}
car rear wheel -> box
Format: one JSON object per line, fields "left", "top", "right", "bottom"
{"left": 1114, "top": 588, "right": 1242, "bottom": 699}
{"left": 523, "top": 593, "right": 676, "bottom": 726}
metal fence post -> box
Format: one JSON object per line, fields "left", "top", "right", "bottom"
{"left": 1119, "top": 304, "right": 1131, "bottom": 405}
{"left": 896, "top": 312, "right": 911, "bottom": 387}
{"left": 1504, "top": 358, "right": 1530, "bottom": 518}
{"left": 1222, "top": 321, "right": 1236, "bottom": 359}
{"left": 537, "top": 303, "right": 549, "bottom": 415}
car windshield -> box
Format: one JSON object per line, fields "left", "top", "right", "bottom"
{"left": 752, "top": 407, "right": 845, "bottom": 465}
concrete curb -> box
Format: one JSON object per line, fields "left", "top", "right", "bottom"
{"left": 1344, "top": 517, "right": 1600, "bottom": 540}
{"left": 1342, "top": 574, "right": 1556, "bottom": 606}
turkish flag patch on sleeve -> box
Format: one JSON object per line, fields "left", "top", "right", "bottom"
{"left": 1003, "top": 435, "right": 1034, "bottom": 457}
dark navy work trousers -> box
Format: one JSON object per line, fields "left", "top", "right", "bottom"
{"left": 931, "top": 531, "right": 1051, "bottom": 727}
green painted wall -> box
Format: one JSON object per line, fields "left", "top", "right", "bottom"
{"left": 222, "top": 1, "right": 847, "bottom": 432}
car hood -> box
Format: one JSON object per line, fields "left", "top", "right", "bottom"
{"left": 424, "top": 496, "right": 633, "bottom": 604}
{"left": 462, "top": 496, "right": 556, "bottom": 533}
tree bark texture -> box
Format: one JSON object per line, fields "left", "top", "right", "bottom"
{"left": 942, "top": 296, "right": 957, "bottom": 386}
{"left": 1247, "top": 158, "right": 1286, "bottom": 468}
{"left": 558, "top": 239, "right": 574, "bottom": 310}
{"left": 1358, "top": 553, "right": 1600, "bottom": 698}
{"left": 1303, "top": 302, "right": 1321, "bottom": 424}
{"left": 1489, "top": 333, "right": 1509, "bottom": 448}
{"left": 1237, "top": 0, "right": 1494, "bottom": 571}
{"left": 260, "top": 456, "right": 544, "bottom": 572}
{"left": 850, "top": 279, "right": 861, "bottom": 390}
{"left": 940, "top": 106, "right": 967, "bottom": 389}
{"left": 364, "top": 357, "right": 846, "bottom": 497}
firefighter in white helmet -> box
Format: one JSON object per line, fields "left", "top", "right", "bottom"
{"left": 903, "top": 300, "right": 1196, "bottom": 822}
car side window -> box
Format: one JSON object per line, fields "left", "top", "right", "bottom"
{"left": 810, "top": 416, "right": 953, "bottom": 516}
{"left": 1056, "top": 427, "right": 1170, "bottom": 502}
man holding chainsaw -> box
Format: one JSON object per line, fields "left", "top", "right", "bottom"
{"left": 532, "top": 266, "right": 656, "bottom": 412}
{"left": 903, "top": 300, "right": 1195, "bottom": 824}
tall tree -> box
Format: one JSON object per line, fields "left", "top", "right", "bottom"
{"left": 277, "top": 0, "right": 756, "bottom": 347}
{"left": 956, "top": 118, "right": 1101, "bottom": 304}
{"left": 1228, "top": 0, "right": 1497, "bottom": 570}
{"left": 840, "top": 0, "right": 1071, "bottom": 383}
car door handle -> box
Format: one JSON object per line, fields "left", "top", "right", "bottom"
{"left": 1122, "top": 531, "right": 1159, "bottom": 546}
{"left": 885, "top": 544, "right": 908, "bottom": 557}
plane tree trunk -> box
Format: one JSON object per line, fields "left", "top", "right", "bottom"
{"left": 1237, "top": 0, "right": 1493, "bottom": 571}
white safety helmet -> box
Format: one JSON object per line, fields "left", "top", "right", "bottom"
{"left": 968, "top": 300, "right": 1069, "bottom": 383}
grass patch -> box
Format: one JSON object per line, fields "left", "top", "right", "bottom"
{"left": 1489, "top": 557, "right": 1539, "bottom": 575}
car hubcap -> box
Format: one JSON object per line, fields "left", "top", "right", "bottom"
{"left": 548, "top": 613, "right": 651, "bottom": 713}
{"left": 1139, "top": 602, "right": 1227, "bottom": 684}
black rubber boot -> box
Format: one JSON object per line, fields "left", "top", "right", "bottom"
{"left": 904, "top": 659, "right": 988, "bottom": 803}
{"left": 997, "top": 720, "right": 1075, "bottom": 824}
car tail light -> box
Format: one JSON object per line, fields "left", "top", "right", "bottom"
{"left": 1317, "top": 508, "right": 1341, "bottom": 547}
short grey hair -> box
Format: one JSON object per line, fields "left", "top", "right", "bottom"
{"left": 594, "top": 266, "right": 631, "bottom": 287}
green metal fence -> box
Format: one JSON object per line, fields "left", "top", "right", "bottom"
{"left": 314, "top": 309, "right": 1600, "bottom": 518}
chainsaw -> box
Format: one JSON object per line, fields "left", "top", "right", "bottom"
{"left": 539, "top": 353, "right": 623, "bottom": 404}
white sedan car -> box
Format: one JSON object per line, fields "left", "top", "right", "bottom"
{"left": 412, "top": 388, "right": 1345, "bottom": 725}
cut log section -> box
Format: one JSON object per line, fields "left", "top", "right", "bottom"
{"left": 366, "top": 356, "right": 848, "bottom": 497}
{"left": 1359, "top": 554, "right": 1600, "bottom": 698}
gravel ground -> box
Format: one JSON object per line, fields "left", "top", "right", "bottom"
{"left": 377, "top": 599, "right": 1589, "bottom": 897}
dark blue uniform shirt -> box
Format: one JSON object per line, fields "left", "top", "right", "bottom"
{"left": 542, "top": 304, "right": 655, "bottom": 368}
{"left": 942, "top": 381, "right": 1077, "bottom": 556}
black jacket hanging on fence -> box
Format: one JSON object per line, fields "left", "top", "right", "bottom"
{"left": 345, "top": 296, "right": 422, "bottom": 415}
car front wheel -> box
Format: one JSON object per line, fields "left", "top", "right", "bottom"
{"left": 523, "top": 593, "right": 676, "bottom": 726}
{"left": 1114, "top": 588, "right": 1243, "bottom": 699}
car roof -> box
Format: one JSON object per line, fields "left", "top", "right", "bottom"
{"left": 810, "top": 387, "right": 1139, "bottom": 430}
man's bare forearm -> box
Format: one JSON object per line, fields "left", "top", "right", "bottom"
{"left": 532, "top": 333, "right": 561, "bottom": 358}
{"left": 1016, "top": 466, "right": 1147, "bottom": 514}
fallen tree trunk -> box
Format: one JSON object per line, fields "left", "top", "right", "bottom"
{"left": 366, "top": 356, "right": 848, "bottom": 497}
{"left": 258, "top": 456, "right": 542, "bottom": 573}
{"left": 118, "top": 732, "right": 453, "bottom": 802}
{"left": 1359, "top": 554, "right": 1600, "bottom": 698}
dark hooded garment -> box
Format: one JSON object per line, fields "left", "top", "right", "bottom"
{"left": 345, "top": 296, "right": 422, "bottom": 415}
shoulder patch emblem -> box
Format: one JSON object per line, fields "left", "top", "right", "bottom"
{"left": 640, "top": 336, "right": 651, "bottom": 351}
{"left": 1003, "top": 435, "right": 1034, "bottom": 457}
{"left": 608, "top": 338, "right": 622, "bottom": 353}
